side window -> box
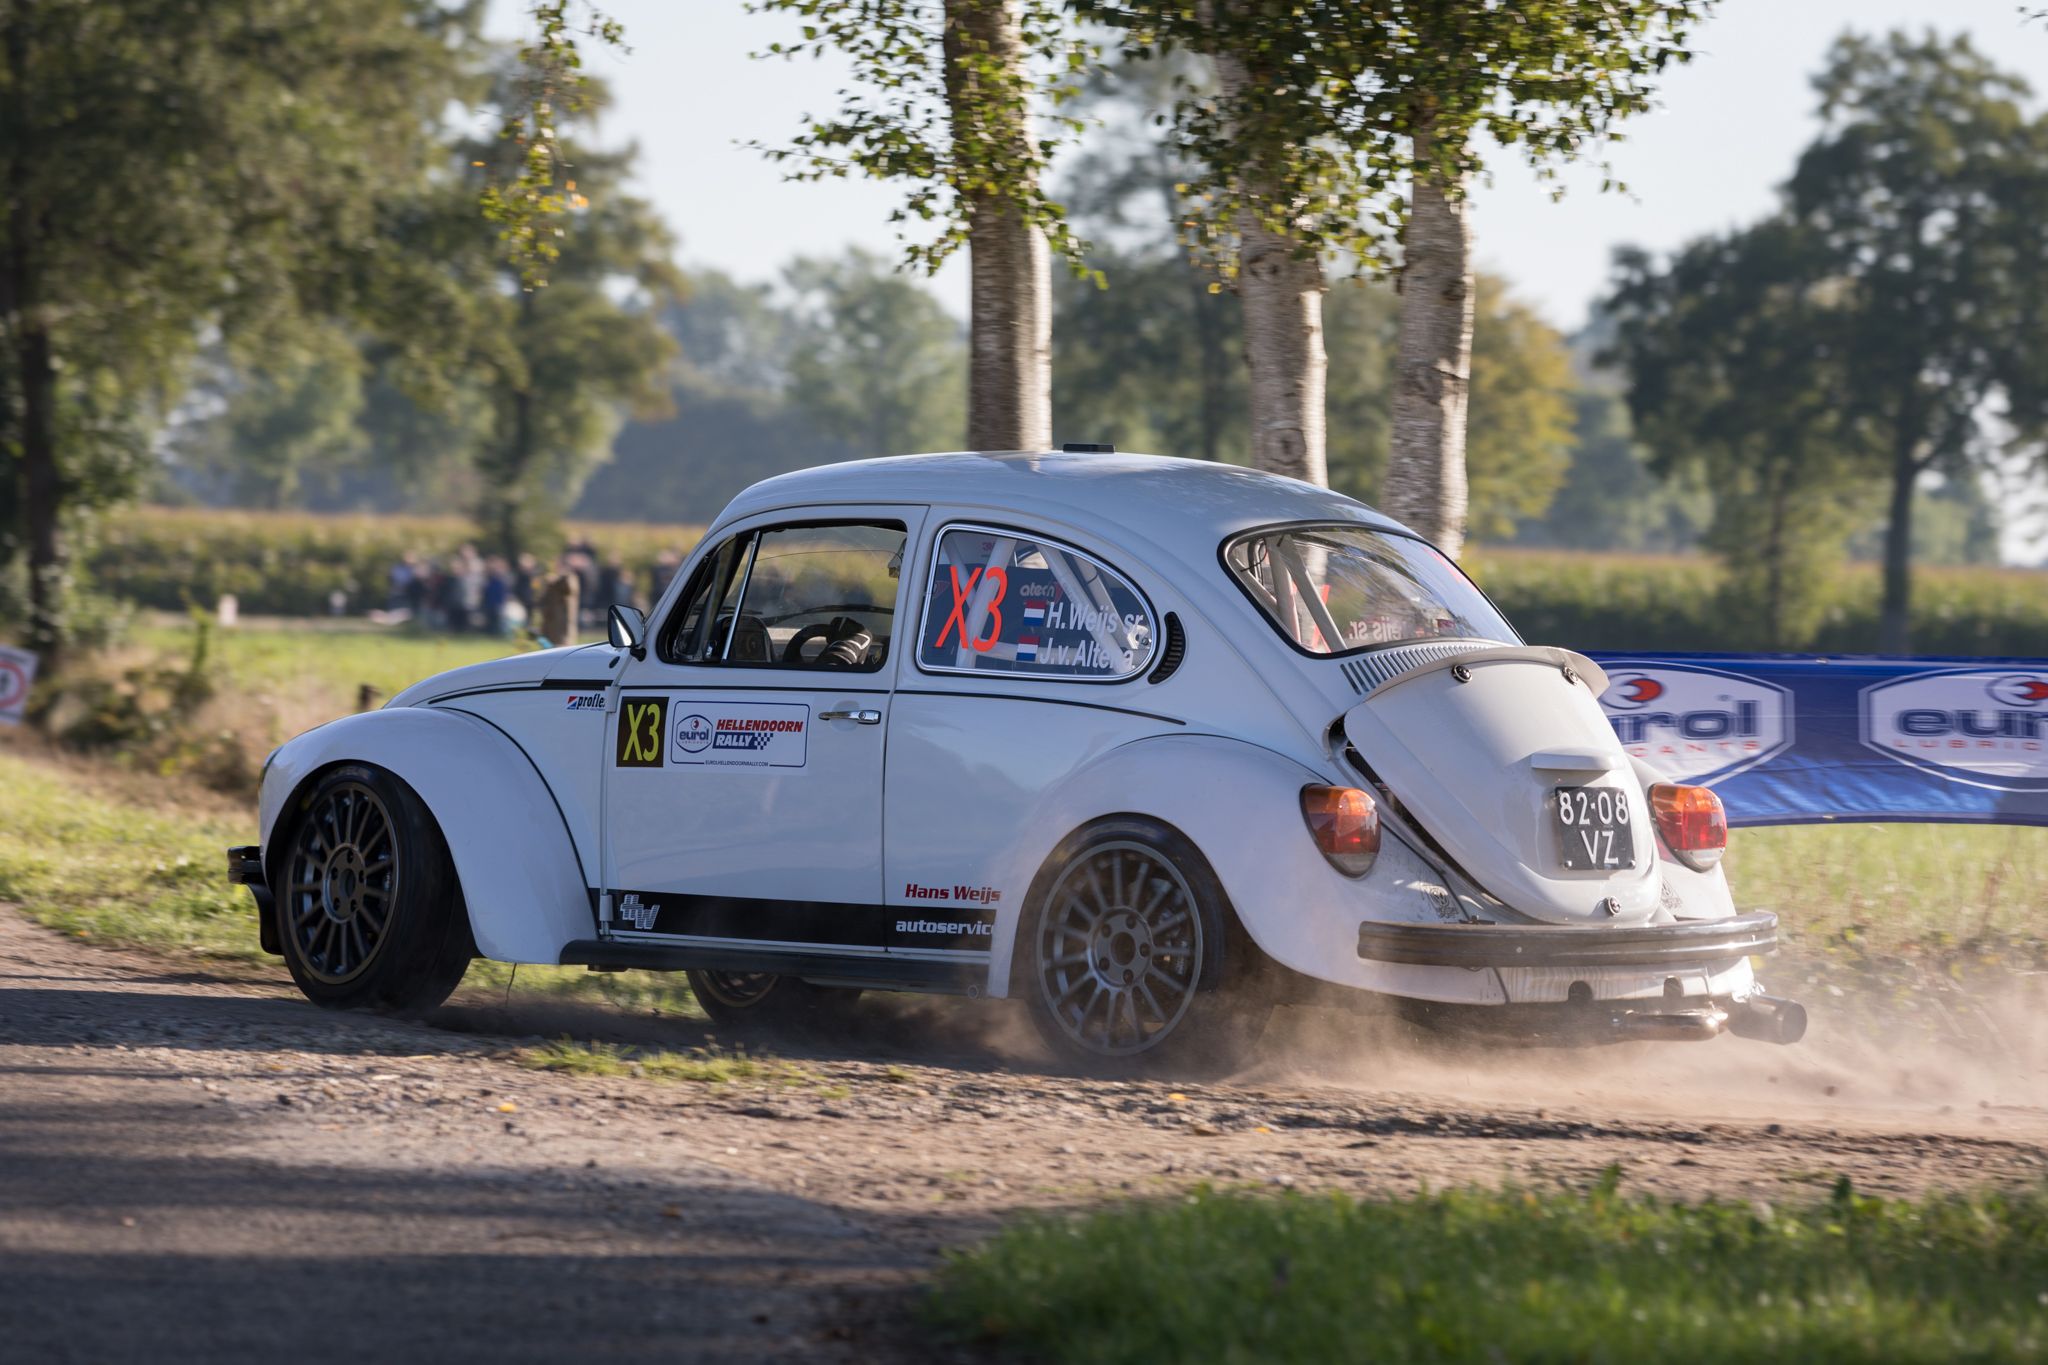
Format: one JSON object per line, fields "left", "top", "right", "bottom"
{"left": 660, "top": 522, "right": 906, "bottom": 671}
{"left": 917, "top": 526, "right": 1156, "bottom": 680}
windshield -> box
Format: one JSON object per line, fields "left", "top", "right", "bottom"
{"left": 1222, "top": 525, "right": 1518, "bottom": 656}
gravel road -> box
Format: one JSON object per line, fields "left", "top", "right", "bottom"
{"left": 5, "top": 905, "right": 2045, "bottom": 1363}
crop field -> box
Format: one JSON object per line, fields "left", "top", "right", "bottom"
{"left": 85, "top": 504, "right": 2048, "bottom": 654}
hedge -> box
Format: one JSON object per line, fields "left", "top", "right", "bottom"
{"left": 87, "top": 508, "right": 702, "bottom": 618}
{"left": 1465, "top": 549, "right": 2048, "bottom": 656}
{"left": 81, "top": 507, "right": 2048, "bottom": 655}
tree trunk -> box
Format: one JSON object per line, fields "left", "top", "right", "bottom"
{"left": 1210, "top": 46, "right": 1327, "bottom": 485}
{"left": 1384, "top": 115, "right": 1475, "bottom": 556}
{"left": 5, "top": 6, "right": 61, "bottom": 660}
{"left": 16, "top": 316, "right": 59, "bottom": 658}
{"left": 1878, "top": 431, "right": 1919, "bottom": 656}
{"left": 944, "top": 0, "right": 1050, "bottom": 452}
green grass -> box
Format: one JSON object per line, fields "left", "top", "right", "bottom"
{"left": 0, "top": 749, "right": 263, "bottom": 959}
{"left": 520, "top": 1037, "right": 813, "bottom": 1085}
{"left": 129, "top": 616, "right": 513, "bottom": 714}
{"left": 929, "top": 1178, "right": 2048, "bottom": 1363}
{"left": 1726, "top": 823, "right": 2048, "bottom": 966}
{"left": 0, "top": 746, "right": 701, "bottom": 1011}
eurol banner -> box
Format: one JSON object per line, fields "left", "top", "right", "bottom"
{"left": 1584, "top": 653, "right": 2048, "bottom": 828}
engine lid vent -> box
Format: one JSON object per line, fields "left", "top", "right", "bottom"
{"left": 1339, "top": 639, "right": 1495, "bottom": 695}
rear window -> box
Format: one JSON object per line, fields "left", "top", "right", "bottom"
{"left": 1222, "top": 525, "right": 1517, "bottom": 656}
{"left": 917, "top": 526, "right": 1155, "bottom": 680}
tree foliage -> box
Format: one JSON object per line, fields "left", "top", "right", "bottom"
{"left": 783, "top": 250, "right": 966, "bottom": 456}
{"left": 0, "top": 0, "right": 485, "bottom": 654}
{"left": 1606, "top": 31, "right": 2048, "bottom": 650}
{"left": 748, "top": 0, "right": 1091, "bottom": 276}
{"left": 1073, "top": 0, "right": 1710, "bottom": 275}
{"left": 484, "top": 1, "right": 627, "bottom": 289}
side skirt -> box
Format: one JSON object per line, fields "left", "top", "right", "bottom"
{"left": 557, "top": 938, "right": 987, "bottom": 995}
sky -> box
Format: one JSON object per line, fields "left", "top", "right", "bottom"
{"left": 493, "top": 0, "right": 2048, "bottom": 561}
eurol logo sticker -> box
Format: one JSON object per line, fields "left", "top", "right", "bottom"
{"left": 1596, "top": 661, "right": 1793, "bottom": 784}
{"left": 1860, "top": 669, "right": 2048, "bottom": 791}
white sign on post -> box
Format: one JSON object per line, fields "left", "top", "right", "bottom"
{"left": 0, "top": 645, "right": 39, "bottom": 726}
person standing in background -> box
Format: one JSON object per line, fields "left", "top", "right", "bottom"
{"left": 535, "top": 556, "right": 580, "bottom": 647}
{"left": 649, "top": 548, "right": 681, "bottom": 605}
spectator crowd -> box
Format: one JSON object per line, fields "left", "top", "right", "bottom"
{"left": 379, "top": 541, "right": 686, "bottom": 644}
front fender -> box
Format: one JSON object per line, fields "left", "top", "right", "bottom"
{"left": 260, "top": 709, "right": 593, "bottom": 964}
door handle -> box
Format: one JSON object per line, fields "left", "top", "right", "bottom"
{"left": 819, "top": 708, "right": 882, "bottom": 724}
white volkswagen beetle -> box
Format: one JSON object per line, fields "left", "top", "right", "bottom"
{"left": 229, "top": 450, "right": 1804, "bottom": 1066}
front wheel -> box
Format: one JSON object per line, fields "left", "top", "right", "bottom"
{"left": 1025, "top": 819, "right": 1270, "bottom": 1074}
{"left": 274, "top": 763, "right": 471, "bottom": 1014}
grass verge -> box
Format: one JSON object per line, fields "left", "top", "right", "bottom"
{"left": 1728, "top": 822, "right": 2048, "bottom": 960}
{"left": 930, "top": 1178, "right": 2048, "bottom": 1364}
{"left": 519, "top": 1037, "right": 814, "bottom": 1085}
{"left": 0, "top": 745, "right": 700, "bottom": 1013}
{"left": 0, "top": 747, "right": 261, "bottom": 960}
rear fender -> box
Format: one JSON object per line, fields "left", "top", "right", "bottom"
{"left": 260, "top": 709, "right": 593, "bottom": 964}
{"left": 994, "top": 733, "right": 1351, "bottom": 997}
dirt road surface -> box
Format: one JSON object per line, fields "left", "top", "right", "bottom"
{"left": 5, "top": 905, "right": 2046, "bottom": 1363}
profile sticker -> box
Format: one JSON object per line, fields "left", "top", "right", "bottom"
{"left": 614, "top": 695, "right": 668, "bottom": 768}
{"left": 671, "top": 702, "right": 809, "bottom": 769}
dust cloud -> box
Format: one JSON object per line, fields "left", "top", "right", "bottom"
{"left": 1248, "top": 969, "right": 2048, "bottom": 1138}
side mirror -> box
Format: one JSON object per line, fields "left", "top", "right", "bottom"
{"left": 607, "top": 604, "right": 648, "bottom": 660}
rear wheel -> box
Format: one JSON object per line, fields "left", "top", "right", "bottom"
{"left": 685, "top": 970, "right": 860, "bottom": 1030}
{"left": 1025, "top": 819, "right": 1270, "bottom": 1074}
{"left": 275, "top": 764, "right": 470, "bottom": 1014}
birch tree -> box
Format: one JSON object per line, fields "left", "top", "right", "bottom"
{"left": 751, "top": 1, "right": 1088, "bottom": 451}
{"left": 1377, "top": 1, "right": 1709, "bottom": 557}
{"left": 1078, "top": 1, "right": 1406, "bottom": 484}
{"left": 1078, "top": 1, "right": 1703, "bottom": 539}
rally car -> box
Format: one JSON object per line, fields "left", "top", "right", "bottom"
{"left": 228, "top": 449, "right": 1805, "bottom": 1066}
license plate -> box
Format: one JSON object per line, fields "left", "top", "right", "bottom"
{"left": 1553, "top": 785, "right": 1635, "bottom": 870}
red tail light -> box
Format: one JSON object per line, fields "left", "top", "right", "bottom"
{"left": 1300, "top": 786, "right": 1380, "bottom": 877}
{"left": 1649, "top": 783, "right": 1727, "bottom": 871}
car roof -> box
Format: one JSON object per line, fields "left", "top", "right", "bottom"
{"left": 720, "top": 451, "right": 1411, "bottom": 549}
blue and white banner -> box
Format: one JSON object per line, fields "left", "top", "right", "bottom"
{"left": 1586, "top": 653, "right": 2048, "bottom": 828}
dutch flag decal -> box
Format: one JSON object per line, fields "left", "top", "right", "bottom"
{"left": 1016, "top": 635, "right": 1040, "bottom": 662}
{"left": 1023, "top": 602, "right": 1046, "bottom": 627}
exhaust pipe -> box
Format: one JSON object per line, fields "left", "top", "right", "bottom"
{"left": 1728, "top": 992, "right": 1807, "bottom": 1046}
{"left": 1608, "top": 1006, "right": 1727, "bottom": 1043}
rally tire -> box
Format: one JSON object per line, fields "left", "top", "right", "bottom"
{"left": 685, "top": 970, "right": 861, "bottom": 1032}
{"left": 274, "top": 763, "right": 471, "bottom": 1015}
{"left": 1024, "top": 818, "right": 1271, "bottom": 1076}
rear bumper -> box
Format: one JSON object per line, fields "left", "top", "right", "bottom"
{"left": 1357, "top": 910, "right": 1778, "bottom": 970}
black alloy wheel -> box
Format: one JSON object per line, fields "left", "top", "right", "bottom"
{"left": 276, "top": 763, "right": 471, "bottom": 1014}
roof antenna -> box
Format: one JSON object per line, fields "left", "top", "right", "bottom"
{"left": 1060, "top": 442, "right": 1115, "bottom": 454}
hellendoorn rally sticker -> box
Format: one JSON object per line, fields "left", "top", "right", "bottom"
{"left": 671, "top": 702, "right": 809, "bottom": 768}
